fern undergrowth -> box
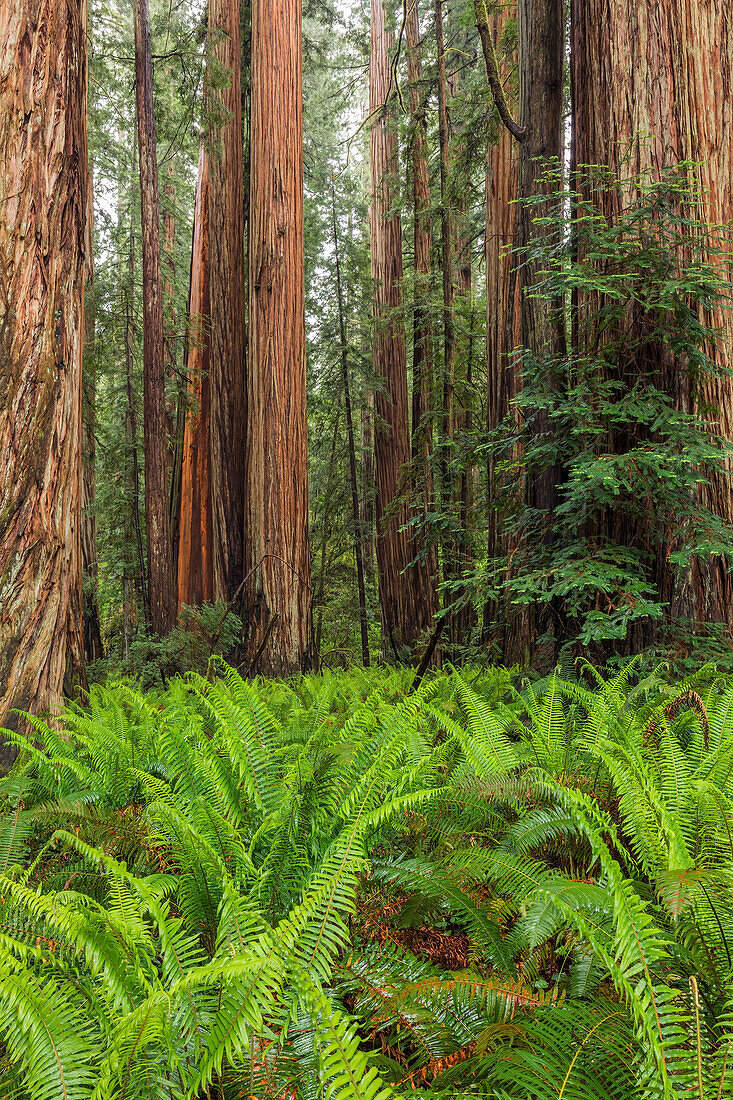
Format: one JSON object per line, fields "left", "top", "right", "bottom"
{"left": 0, "top": 660, "right": 731, "bottom": 1098}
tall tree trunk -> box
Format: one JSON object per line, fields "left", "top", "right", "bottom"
{"left": 177, "top": 149, "right": 214, "bottom": 610}
{"left": 122, "top": 139, "right": 149, "bottom": 634}
{"left": 447, "top": 42, "right": 477, "bottom": 651}
{"left": 484, "top": 6, "right": 520, "bottom": 650}
{"left": 162, "top": 161, "right": 177, "bottom": 478}
{"left": 571, "top": 0, "right": 733, "bottom": 639}
{"left": 405, "top": 0, "right": 439, "bottom": 629}
{"left": 434, "top": 0, "right": 455, "bottom": 534}
{"left": 314, "top": 413, "right": 341, "bottom": 667}
{"left": 245, "top": 0, "right": 314, "bottom": 676}
{"left": 133, "top": 0, "right": 174, "bottom": 635}
{"left": 208, "top": 0, "right": 247, "bottom": 603}
{"left": 332, "top": 191, "right": 370, "bottom": 667}
{"left": 518, "top": 0, "right": 565, "bottom": 513}
{"left": 82, "top": 161, "right": 104, "bottom": 663}
{"left": 361, "top": 390, "right": 376, "bottom": 587}
{"left": 370, "top": 0, "right": 428, "bottom": 657}
{"left": 518, "top": 0, "right": 565, "bottom": 655}
{"left": 0, "top": 0, "right": 88, "bottom": 753}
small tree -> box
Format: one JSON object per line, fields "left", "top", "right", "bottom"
{"left": 484, "top": 163, "right": 733, "bottom": 662}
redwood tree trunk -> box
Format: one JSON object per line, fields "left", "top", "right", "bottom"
{"left": 208, "top": 0, "right": 247, "bottom": 603}
{"left": 518, "top": 0, "right": 565, "bottom": 514}
{"left": 82, "top": 162, "right": 104, "bottom": 662}
{"left": 484, "top": 6, "right": 521, "bottom": 651}
{"left": 133, "top": 0, "right": 174, "bottom": 635}
{"left": 0, "top": 0, "right": 88, "bottom": 752}
{"left": 245, "top": 0, "right": 313, "bottom": 676}
{"left": 370, "top": 0, "right": 429, "bottom": 657}
{"left": 177, "top": 149, "right": 214, "bottom": 609}
{"left": 162, "top": 161, "right": 177, "bottom": 478}
{"left": 571, "top": 0, "right": 733, "bottom": 638}
{"left": 406, "top": 0, "right": 439, "bottom": 628}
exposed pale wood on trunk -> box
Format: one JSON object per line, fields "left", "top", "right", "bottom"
{"left": 177, "top": 150, "right": 214, "bottom": 609}
{"left": 0, "top": 0, "right": 89, "bottom": 756}
{"left": 245, "top": 0, "right": 314, "bottom": 676}
{"left": 133, "top": 0, "right": 174, "bottom": 634}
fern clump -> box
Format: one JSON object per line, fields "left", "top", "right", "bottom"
{"left": 0, "top": 661, "right": 731, "bottom": 1098}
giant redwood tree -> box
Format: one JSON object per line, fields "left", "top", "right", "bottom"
{"left": 0, "top": 0, "right": 89, "bottom": 751}
{"left": 244, "top": 0, "right": 314, "bottom": 676}
{"left": 177, "top": 150, "right": 214, "bottom": 609}
{"left": 571, "top": 0, "right": 733, "bottom": 636}
{"left": 370, "top": 0, "right": 432, "bottom": 656}
{"left": 133, "top": 0, "right": 174, "bottom": 634}
{"left": 208, "top": 0, "right": 247, "bottom": 603}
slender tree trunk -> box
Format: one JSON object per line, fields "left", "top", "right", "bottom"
{"left": 484, "top": 6, "right": 521, "bottom": 649}
{"left": 518, "top": 0, "right": 565, "bottom": 513}
{"left": 0, "top": 0, "right": 88, "bottom": 753}
{"left": 314, "top": 414, "right": 341, "bottom": 667}
{"left": 434, "top": 0, "right": 455, "bottom": 528}
{"left": 177, "top": 149, "right": 214, "bottom": 609}
{"left": 517, "top": 0, "right": 565, "bottom": 655}
{"left": 123, "top": 146, "right": 149, "bottom": 628}
{"left": 82, "top": 161, "right": 104, "bottom": 663}
{"left": 370, "top": 0, "right": 429, "bottom": 657}
{"left": 245, "top": 0, "right": 314, "bottom": 676}
{"left": 208, "top": 0, "right": 247, "bottom": 603}
{"left": 447, "top": 47, "right": 477, "bottom": 651}
{"left": 133, "top": 0, "right": 174, "bottom": 635}
{"left": 332, "top": 191, "right": 370, "bottom": 667}
{"left": 361, "top": 390, "right": 376, "bottom": 587}
{"left": 571, "top": 0, "right": 733, "bottom": 640}
{"left": 405, "top": 0, "right": 439, "bottom": 639}
{"left": 162, "top": 160, "right": 177, "bottom": 478}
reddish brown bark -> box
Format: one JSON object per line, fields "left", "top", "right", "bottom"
{"left": 370, "top": 0, "right": 430, "bottom": 656}
{"left": 177, "top": 150, "right": 214, "bottom": 610}
{"left": 82, "top": 162, "right": 104, "bottom": 663}
{"left": 571, "top": 0, "right": 733, "bottom": 637}
{"left": 405, "top": 0, "right": 439, "bottom": 634}
{"left": 162, "top": 161, "right": 177, "bottom": 473}
{"left": 244, "top": 0, "right": 313, "bottom": 676}
{"left": 208, "top": 0, "right": 247, "bottom": 603}
{"left": 0, "top": 0, "right": 88, "bottom": 752}
{"left": 133, "top": 0, "right": 174, "bottom": 635}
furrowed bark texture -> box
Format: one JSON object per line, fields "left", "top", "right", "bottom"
{"left": 82, "top": 163, "right": 104, "bottom": 662}
{"left": 571, "top": 0, "right": 733, "bottom": 638}
{"left": 245, "top": 0, "right": 314, "bottom": 675}
{"left": 0, "top": 0, "right": 88, "bottom": 755}
{"left": 208, "top": 0, "right": 246, "bottom": 603}
{"left": 134, "top": 0, "right": 174, "bottom": 634}
{"left": 177, "top": 150, "right": 214, "bottom": 609}
{"left": 370, "top": 0, "right": 430, "bottom": 655}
